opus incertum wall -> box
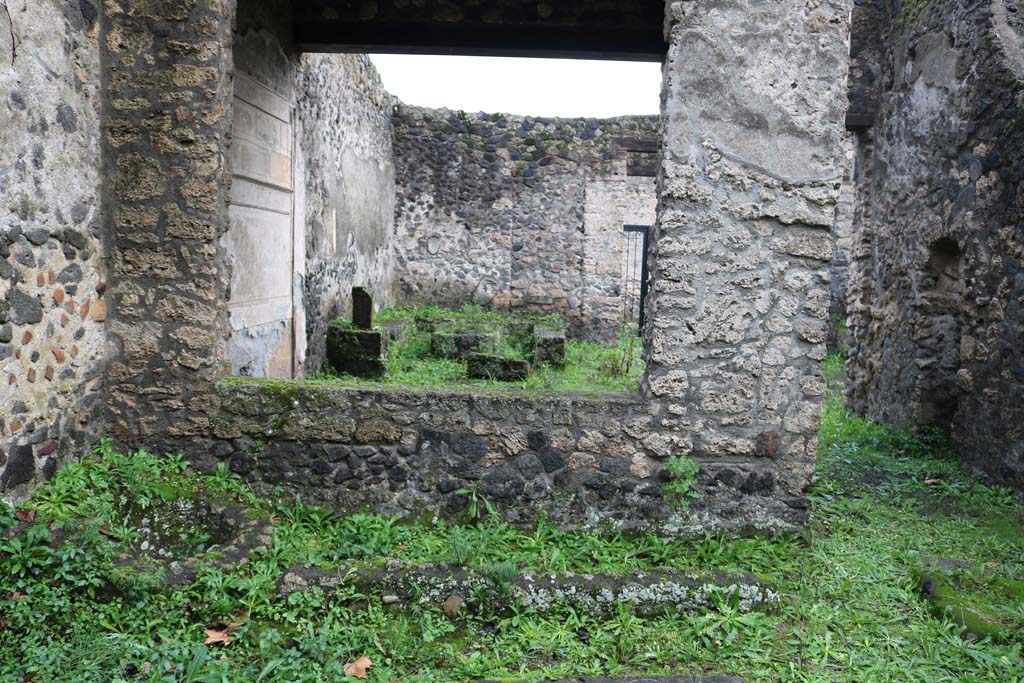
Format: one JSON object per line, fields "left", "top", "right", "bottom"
{"left": 209, "top": 0, "right": 852, "bottom": 533}
{"left": 845, "top": 0, "right": 1024, "bottom": 490}
{"left": 391, "top": 106, "right": 660, "bottom": 343}
{"left": 2, "top": 0, "right": 855, "bottom": 533}
{"left": 0, "top": 0, "right": 108, "bottom": 499}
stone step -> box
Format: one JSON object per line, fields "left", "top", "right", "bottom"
{"left": 279, "top": 562, "right": 778, "bottom": 616}
{"left": 479, "top": 676, "right": 742, "bottom": 683}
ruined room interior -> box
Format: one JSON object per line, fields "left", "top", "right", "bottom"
{"left": 1, "top": 0, "right": 1022, "bottom": 679}
{"left": 2, "top": 0, "right": 1021, "bottom": 530}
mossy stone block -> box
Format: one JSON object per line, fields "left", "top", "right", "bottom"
{"left": 915, "top": 568, "right": 1017, "bottom": 640}
{"left": 379, "top": 321, "right": 408, "bottom": 342}
{"left": 430, "top": 331, "right": 493, "bottom": 359}
{"left": 533, "top": 330, "right": 566, "bottom": 368}
{"left": 327, "top": 322, "right": 387, "bottom": 378}
{"left": 352, "top": 286, "right": 373, "bottom": 330}
{"left": 467, "top": 353, "right": 530, "bottom": 381}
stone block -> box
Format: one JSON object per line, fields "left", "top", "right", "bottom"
{"left": 503, "top": 321, "right": 536, "bottom": 355}
{"left": 430, "top": 331, "right": 493, "bottom": 359}
{"left": 280, "top": 563, "right": 777, "bottom": 619}
{"left": 0, "top": 444, "right": 36, "bottom": 490}
{"left": 326, "top": 323, "right": 387, "bottom": 378}
{"left": 414, "top": 316, "right": 457, "bottom": 334}
{"left": 533, "top": 330, "right": 566, "bottom": 368}
{"left": 378, "top": 321, "right": 408, "bottom": 341}
{"left": 467, "top": 354, "right": 530, "bottom": 381}
{"left": 352, "top": 286, "right": 373, "bottom": 330}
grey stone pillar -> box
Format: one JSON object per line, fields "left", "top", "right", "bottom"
{"left": 645, "top": 1, "right": 853, "bottom": 498}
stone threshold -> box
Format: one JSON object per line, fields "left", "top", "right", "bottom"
{"left": 478, "top": 676, "right": 743, "bottom": 683}
{"left": 279, "top": 562, "right": 779, "bottom": 616}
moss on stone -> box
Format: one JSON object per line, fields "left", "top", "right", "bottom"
{"left": 915, "top": 569, "right": 1021, "bottom": 640}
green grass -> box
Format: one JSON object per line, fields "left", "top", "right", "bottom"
{"left": 320, "top": 304, "right": 644, "bottom": 393}
{"left": 2, "top": 357, "right": 1022, "bottom": 682}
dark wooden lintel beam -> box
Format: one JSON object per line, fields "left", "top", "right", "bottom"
{"left": 294, "top": 21, "right": 667, "bottom": 62}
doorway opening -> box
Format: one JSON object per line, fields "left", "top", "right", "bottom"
{"left": 622, "top": 225, "right": 651, "bottom": 335}
{"left": 227, "top": 0, "right": 665, "bottom": 392}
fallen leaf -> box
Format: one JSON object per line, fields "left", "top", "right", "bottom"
{"left": 10, "top": 593, "right": 27, "bottom": 601}
{"left": 343, "top": 656, "right": 373, "bottom": 679}
{"left": 227, "top": 611, "right": 249, "bottom": 628}
{"left": 203, "top": 627, "right": 232, "bottom": 646}
{"left": 14, "top": 508, "right": 36, "bottom": 523}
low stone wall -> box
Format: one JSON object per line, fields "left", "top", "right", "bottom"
{"left": 204, "top": 379, "right": 810, "bottom": 534}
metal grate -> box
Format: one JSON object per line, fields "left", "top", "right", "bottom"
{"left": 622, "top": 225, "right": 650, "bottom": 335}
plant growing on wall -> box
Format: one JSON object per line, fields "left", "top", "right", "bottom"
{"left": 665, "top": 453, "right": 701, "bottom": 509}
{"left": 454, "top": 485, "right": 496, "bottom": 525}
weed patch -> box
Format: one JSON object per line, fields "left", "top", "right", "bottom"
{"left": 1, "top": 362, "right": 1022, "bottom": 682}
{"left": 317, "top": 304, "right": 644, "bottom": 393}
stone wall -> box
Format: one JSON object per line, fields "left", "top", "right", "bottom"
{"left": 581, "top": 177, "right": 659, "bottom": 339}
{"left": 210, "top": 379, "right": 807, "bottom": 533}
{"left": 225, "top": 1, "right": 398, "bottom": 377}
{"left": 1, "top": 0, "right": 859, "bottom": 531}
{"left": 845, "top": 0, "right": 1024, "bottom": 489}
{"left": 828, "top": 135, "right": 856, "bottom": 351}
{"left": 649, "top": 0, "right": 851, "bottom": 497}
{"left": 298, "top": 55, "right": 396, "bottom": 373}
{"left": 174, "top": 0, "right": 855, "bottom": 536}
{"left": 0, "top": 0, "right": 107, "bottom": 499}
{"left": 102, "top": 0, "right": 235, "bottom": 452}
{"left": 391, "top": 106, "right": 659, "bottom": 341}
{"left": 225, "top": 0, "right": 298, "bottom": 378}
